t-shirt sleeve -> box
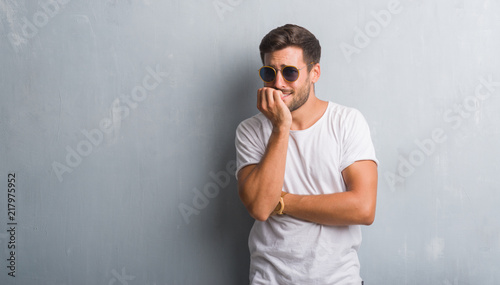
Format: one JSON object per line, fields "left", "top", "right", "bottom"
{"left": 235, "top": 118, "right": 266, "bottom": 179}
{"left": 339, "top": 109, "right": 378, "bottom": 171}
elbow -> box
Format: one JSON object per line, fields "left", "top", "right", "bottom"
{"left": 238, "top": 189, "right": 271, "bottom": 222}
{"left": 247, "top": 204, "right": 271, "bottom": 222}
{"left": 252, "top": 212, "right": 270, "bottom": 222}
{"left": 353, "top": 195, "right": 376, "bottom": 225}
{"left": 359, "top": 206, "right": 376, "bottom": 226}
{"left": 362, "top": 213, "right": 375, "bottom": 226}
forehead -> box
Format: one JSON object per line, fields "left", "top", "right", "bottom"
{"left": 263, "top": 46, "right": 305, "bottom": 67}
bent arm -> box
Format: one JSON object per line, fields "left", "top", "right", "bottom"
{"left": 282, "top": 160, "right": 378, "bottom": 226}
{"left": 237, "top": 87, "right": 292, "bottom": 221}
{"left": 237, "top": 128, "right": 289, "bottom": 221}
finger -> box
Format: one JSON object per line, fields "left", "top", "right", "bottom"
{"left": 259, "top": 88, "right": 268, "bottom": 111}
{"left": 273, "top": 89, "right": 283, "bottom": 101}
{"left": 257, "top": 88, "right": 263, "bottom": 109}
{"left": 265, "top": 88, "right": 275, "bottom": 106}
{"left": 272, "top": 89, "right": 287, "bottom": 108}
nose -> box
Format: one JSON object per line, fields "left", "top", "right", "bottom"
{"left": 269, "top": 69, "right": 287, "bottom": 89}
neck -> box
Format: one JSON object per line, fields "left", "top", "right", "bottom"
{"left": 290, "top": 92, "right": 328, "bottom": 130}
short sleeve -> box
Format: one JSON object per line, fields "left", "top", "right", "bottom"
{"left": 235, "top": 117, "right": 267, "bottom": 179}
{"left": 339, "top": 109, "right": 378, "bottom": 171}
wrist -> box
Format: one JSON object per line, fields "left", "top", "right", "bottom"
{"left": 272, "top": 125, "right": 290, "bottom": 135}
{"left": 272, "top": 192, "right": 288, "bottom": 216}
{"left": 278, "top": 192, "right": 288, "bottom": 215}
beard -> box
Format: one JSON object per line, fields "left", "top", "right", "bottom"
{"left": 285, "top": 79, "right": 312, "bottom": 112}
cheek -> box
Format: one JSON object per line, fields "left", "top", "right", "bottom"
{"left": 291, "top": 81, "right": 304, "bottom": 91}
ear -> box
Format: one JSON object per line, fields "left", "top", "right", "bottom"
{"left": 310, "top": 63, "right": 321, "bottom": 84}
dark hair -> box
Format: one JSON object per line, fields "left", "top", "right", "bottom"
{"left": 259, "top": 24, "right": 321, "bottom": 71}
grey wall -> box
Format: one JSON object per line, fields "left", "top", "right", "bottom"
{"left": 1, "top": 0, "right": 499, "bottom": 284}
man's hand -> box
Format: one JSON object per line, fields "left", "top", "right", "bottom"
{"left": 257, "top": 87, "right": 292, "bottom": 132}
{"left": 237, "top": 88, "right": 292, "bottom": 221}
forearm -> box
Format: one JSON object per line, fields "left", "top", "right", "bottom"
{"left": 283, "top": 191, "right": 376, "bottom": 226}
{"left": 282, "top": 160, "right": 378, "bottom": 226}
{"left": 238, "top": 128, "right": 289, "bottom": 221}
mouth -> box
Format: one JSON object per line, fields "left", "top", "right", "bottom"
{"left": 281, "top": 91, "right": 292, "bottom": 100}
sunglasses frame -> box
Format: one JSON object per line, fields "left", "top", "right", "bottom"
{"left": 259, "top": 62, "right": 315, "bottom": 83}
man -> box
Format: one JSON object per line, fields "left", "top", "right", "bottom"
{"left": 235, "top": 24, "right": 378, "bottom": 284}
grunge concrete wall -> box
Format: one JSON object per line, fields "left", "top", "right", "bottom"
{"left": 1, "top": 0, "right": 499, "bottom": 284}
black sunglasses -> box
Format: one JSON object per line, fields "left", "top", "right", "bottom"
{"left": 259, "top": 62, "right": 315, "bottom": 83}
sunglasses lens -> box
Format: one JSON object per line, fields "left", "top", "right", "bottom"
{"left": 282, "top": 66, "right": 299, "bottom": 82}
{"left": 260, "top": 67, "right": 276, "bottom": 82}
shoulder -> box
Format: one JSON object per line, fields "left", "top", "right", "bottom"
{"left": 326, "top": 102, "right": 367, "bottom": 125}
{"left": 236, "top": 113, "right": 273, "bottom": 144}
{"left": 237, "top": 113, "right": 271, "bottom": 133}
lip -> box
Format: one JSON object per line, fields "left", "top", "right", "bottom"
{"left": 281, "top": 93, "right": 291, "bottom": 100}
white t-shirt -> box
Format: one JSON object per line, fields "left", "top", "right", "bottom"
{"left": 235, "top": 102, "right": 378, "bottom": 285}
